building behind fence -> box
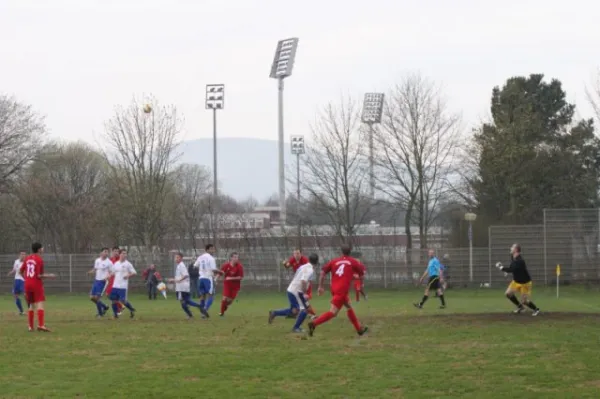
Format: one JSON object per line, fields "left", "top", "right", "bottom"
{"left": 1, "top": 209, "right": 598, "bottom": 294}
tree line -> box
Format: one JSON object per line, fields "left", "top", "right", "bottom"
{"left": 1, "top": 71, "right": 600, "bottom": 253}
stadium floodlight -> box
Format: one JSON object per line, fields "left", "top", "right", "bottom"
{"left": 291, "top": 135, "right": 305, "bottom": 247}
{"left": 464, "top": 212, "right": 477, "bottom": 283}
{"left": 270, "top": 37, "right": 299, "bottom": 228}
{"left": 205, "top": 84, "right": 225, "bottom": 196}
{"left": 361, "top": 93, "right": 385, "bottom": 199}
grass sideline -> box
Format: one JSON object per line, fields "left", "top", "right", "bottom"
{"left": 1, "top": 288, "right": 600, "bottom": 398}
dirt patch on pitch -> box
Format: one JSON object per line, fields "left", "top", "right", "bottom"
{"left": 414, "top": 312, "right": 600, "bottom": 324}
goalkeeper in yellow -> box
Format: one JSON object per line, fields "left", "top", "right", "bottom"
{"left": 495, "top": 243, "right": 540, "bottom": 316}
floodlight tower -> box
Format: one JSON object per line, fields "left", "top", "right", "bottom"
{"left": 270, "top": 37, "right": 299, "bottom": 227}
{"left": 205, "top": 84, "right": 225, "bottom": 196}
{"left": 291, "top": 135, "right": 305, "bottom": 247}
{"left": 361, "top": 93, "right": 385, "bottom": 199}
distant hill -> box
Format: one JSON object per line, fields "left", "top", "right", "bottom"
{"left": 177, "top": 138, "right": 292, "bottom": 200}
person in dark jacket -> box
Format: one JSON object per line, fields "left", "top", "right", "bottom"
{"left": 189, "top": 262, "right": 200, "bottom": 298}
{"left": 142, "top": 264, "right": 159, "bottom": 300}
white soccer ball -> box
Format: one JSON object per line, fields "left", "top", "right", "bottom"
{"left": 143, "top": 104, "right": 152, "bottom": 113}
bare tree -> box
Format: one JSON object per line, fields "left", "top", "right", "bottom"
{"left": 173, "top": 164, "right": 212, "bottom": 254}
{"left": 16, "top": 142, "right": 108, "bottom": 252}
{"left": 103, "top": 96, "right": 182, "bottom": 248}
{"left": 586, "top": 68, "right": 600, "bottom": 123}
{"left": 374, "top": 74, "right": 461, "bottom": 248}
{"left": 0, "top": 95, "right": 46, "bottom": 193}
{"left": 300, "top": 97, "right": 372, "bottom": 245}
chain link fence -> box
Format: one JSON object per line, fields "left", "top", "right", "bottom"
{"left": 1, "top": 209, "right": 598, "bottom": 294}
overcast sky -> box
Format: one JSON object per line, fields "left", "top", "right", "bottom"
{"left": 1, "top": 0, "right": 599, "bottom": 145}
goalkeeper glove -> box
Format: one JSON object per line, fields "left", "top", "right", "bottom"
{"left": 495, "top": 262, "right": 503, "bottom": 270}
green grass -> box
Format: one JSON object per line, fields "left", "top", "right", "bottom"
{"left": 1, "top": 287, "right": 600, "bottom": 398}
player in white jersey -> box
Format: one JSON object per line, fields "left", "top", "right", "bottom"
{"left": 194, "top": 244, "right": 220, "bottom": 315}
{"left": 268, "top": 253, "right": 318, "bottom": 333}
{"left": 87, "top": 248, "right": 112, "bottom": 317}
{"left": 168, "top": 253, "right": 209, "bottom": 319}
{"left": 107, "top": 249, "right": 137, "bottom": 319}
{"left": 6, "top": 250, "right": 27, "bottom": 315}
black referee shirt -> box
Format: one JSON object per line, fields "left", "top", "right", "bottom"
{"left": 501, "top": 255, "right": 532, "bottom": 284}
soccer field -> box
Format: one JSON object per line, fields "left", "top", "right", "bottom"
{"left": 1, "top": 288, "right": 600, "bottom": 399}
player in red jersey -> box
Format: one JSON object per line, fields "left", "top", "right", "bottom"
{"left": 308, "top": 245, "right": 368, "bottom": 337}
{"left": 283, "top": 249, "right": 317, "bottom": 318}
{"left": 106, "top": 247, "right": 124, "bottom": 314}
{"left": 353, "top": 273, "right": 368, "bottom": 302}
{"left": 218, "top": 252, "right": 244, "bottom": 316}
{"left": 19, "top": 242, "right": 56, "bottom": 332}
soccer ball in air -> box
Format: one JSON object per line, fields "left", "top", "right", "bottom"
{"left": 143, "top": 104, "right": 152, "bottom": 113}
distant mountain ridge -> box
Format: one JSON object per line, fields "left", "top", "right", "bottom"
{"left": 177, "top": 137, "right": 292, "bottom": 200}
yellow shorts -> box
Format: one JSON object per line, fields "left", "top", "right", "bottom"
{"left": 508, "top": 281, "right": 532, "bottom": 295}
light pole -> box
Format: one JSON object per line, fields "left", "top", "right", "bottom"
{"left": 206, "top": 84, "right": 225, "bottom": 247}
{"left": 291, "top": 135, "right": 305, "bottom": 248}
{"left": 464, "top": 212, "right": 477, "bottom": 283}
{"left": 270, "top": 37, "right": 299, "bottom": 227}
{"left": 205, "top": 84, "right": 225, "bottom": 196}
{"left": 361, "top": 93, "right": 384, "bottom": 199}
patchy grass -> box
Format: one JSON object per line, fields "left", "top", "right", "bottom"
{"left": 1, "top": 288, "right": 600, "bottom": 398}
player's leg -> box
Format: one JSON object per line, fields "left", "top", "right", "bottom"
{"left": 435, "top": 279, "right": 446, "bottom": 308}
{"left": 308, "top": 295, "right": 343, "bottom": 336}
{"left": 355, "top": 281, "right": 360, "bottom": 302}
{"left": 304, "top": 284, "right": 317, "bottom": 317}
{"left": 13, "top": 280, "right": 24, "bottom": 315}
{"left": 109, "top": 289, "right": 121, "bottom": 318}
{"left": 269, "top": 291, "right": 299, "bottom": 323}
{"left": 292, "top": 293, "right": 310, "bottom": 331}
{"left": 25, "top": 289, "right": 35, "bottom": 331}
{"left": 520, "top": 284, "right": 540, "bottom": 315}
{"left": 198, "top": 279, "right": 207, "bottom": 308}
{"left": 344, "top": 300, "right": 368, "bottom": 335}
{"left": 121, "top": 290, "right": 136, "bottom": 317}
{"left": 205, "top": 279, "right": 215, "bottom": 311}
{"left": 505, "top": 282, "right": 524, "bottom": 312}
{"left": 178, "top": 292, "right": 193, "bottom": 318}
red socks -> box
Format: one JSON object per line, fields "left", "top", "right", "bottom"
{"left": 28, "top": 310, "right": 34, "bottom": 329}
{"left": 313, "top": 311, "right": 335, "bottom": 327}
{"left": 220, "top": 300, "right": 228, "bottom": 314}
{"left": 117, "top": 302, "right": 124, "bottom": 311}
{"left": 346, "top": 308, "right": 361, "bottom": 332}
{"left": 37, "top": 309, "right": 45, "bottom": 327}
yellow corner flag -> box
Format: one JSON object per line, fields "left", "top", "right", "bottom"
{"left": 556, "top": 264, "right": 560, "bottom": 299}
{"left": 556, "top": 264, "right": 561, "bottom": 276}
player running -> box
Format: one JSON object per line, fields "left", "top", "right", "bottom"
{"left": 20, "top": 242, "right": 56, "bottom": 332}
{"left": 219, "top": 252, "right": 244, "bottom": 317}
{"left": 87, "top": 248, "right": 112, "bottom": 317}
{"left": 269, "top": 253, "right": 318, "bottom": 332}
{"left": 108, "top": 249, "right": 137, "bottom": 319}
{"left": 106, "top": 247, "right": 124, "bottom": 315}
{"left": 194, "top": 244, "right": 219, "bottom": 315}
{"left": 308, "top": 245, "right": 368, "bottom": 337}
{"left": 7, "top": 250, "right": 27, "bottom": 315}
{"left": 353, "top": 273, "right": 367, "bottom": 302}
{"left": 283, "top": 249, "right": 317, "bottom": 318}
{"left": 495, "top": 243, "right": 541, "bottom": 316}
{"left": 414, "top": 249, "right": 446, "bottom": 309}
{"left": 168, "top": 252, "right": 208, "bottom": 319}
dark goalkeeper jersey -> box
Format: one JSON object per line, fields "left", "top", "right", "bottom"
{"left": 501, "top": 255, "right": 532, "bottom": 284}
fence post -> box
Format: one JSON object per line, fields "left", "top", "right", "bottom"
{"left": 488, "top": 227, "right": 492, "bottom": 287}
{"left": 277, "top": 261, "right": 281, "bottom": 293}
{"left": 69, "top": 254, "right": 73, "bottom": 293}
{"left": 543, "top": 209, "right": 547, "bottom": 286}
{"left": 383, "top": 255, "right": 387, "bottom": 289}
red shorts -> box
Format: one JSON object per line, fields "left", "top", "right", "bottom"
{"left": 223, "top": 284, "right": 240, "bottom": 300}
{"left": 353, "top": 280, "right": 362, "bottom": 291}
{"left": 25, "top": 284, "right": 45, "bottom": 304}
{"left": 330, "top": 293, "right": 351, "bottom": 309}
{"left": 306, "top": 283, "right": 313, "bottom": 299}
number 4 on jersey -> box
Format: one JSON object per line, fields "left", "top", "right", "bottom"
{"left": 335, "top": 264, "right": 345, "bottom": 277}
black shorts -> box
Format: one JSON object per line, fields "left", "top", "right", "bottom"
{"left": 427, "top": 276, "right": 441, "bottom": 290}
